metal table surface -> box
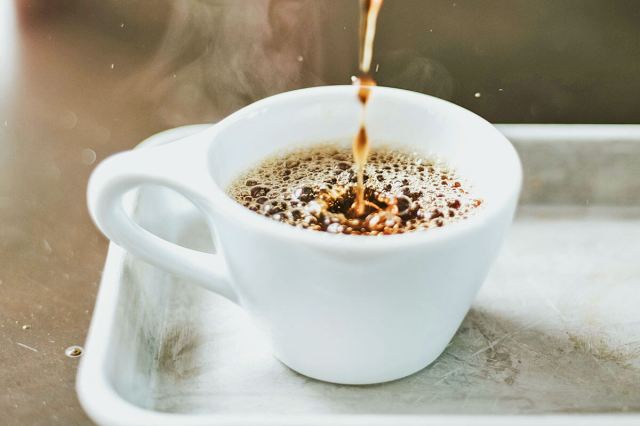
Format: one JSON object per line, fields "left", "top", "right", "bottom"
{"left": 0, "top": 11, "right": 165, "bottom": 426}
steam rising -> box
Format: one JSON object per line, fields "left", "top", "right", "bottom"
{"left": 134, "top": 0, "right": 326, "bottom": 126}
{"left": 379, "top": 49, "right": 454, "bottom": 100}
{"left": 128, "top": 1, "right": 456, "bottom": 126}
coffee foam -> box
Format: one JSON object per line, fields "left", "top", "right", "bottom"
{"left": 228, "top": 143, "right": 481, "bottom": 236}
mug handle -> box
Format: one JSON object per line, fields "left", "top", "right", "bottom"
{"left": 87, "top": 127, "right": 238, "bottom": 303}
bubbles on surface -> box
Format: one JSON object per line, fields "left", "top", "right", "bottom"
{"left": 228, "top": 144, "right": 481, "bottom": 236}
{"left": 65, "top": 345, "right": 83, "bottom": 358}
{"left": 81, "top": 148, "right": 97, "bottom": 165}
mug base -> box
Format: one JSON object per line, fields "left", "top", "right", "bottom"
{"left": 272, "top": 351, "right": 442, "bottom": 385}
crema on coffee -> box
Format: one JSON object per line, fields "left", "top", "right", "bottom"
{"left": 227, "top": 144, "right": 481, "bottom": 236}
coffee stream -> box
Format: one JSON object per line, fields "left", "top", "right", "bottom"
{"left": 227, "top": 0, "right": 483, "bottom": 236}
{"left": 351, "top": 0, "right": 384, "bottom": 217}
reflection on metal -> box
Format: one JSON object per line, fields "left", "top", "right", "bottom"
{"left": 0, "top": 0, "right": 17, "bottom": 96}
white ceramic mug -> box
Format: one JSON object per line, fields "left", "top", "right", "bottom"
{"left": 87, "top": 86, "right": 521, "bottom": 385}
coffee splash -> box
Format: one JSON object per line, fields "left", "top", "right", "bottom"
{"left": 228, "top": 145, "right": 481, "bottom": 236}
{"left": 351, "top": 0, "right": 384, "bottom": 216}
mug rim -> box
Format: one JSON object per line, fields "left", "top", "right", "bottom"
{"left": 204, "top": 85, "right": 522, "bottom": 251}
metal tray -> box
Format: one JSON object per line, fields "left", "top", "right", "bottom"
{"left": 77, "top": 124, "right": 640, "bottom": 425}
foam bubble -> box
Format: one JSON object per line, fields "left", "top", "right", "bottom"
{"left": 228, "top": 143, "right": 481, "bottom": 236}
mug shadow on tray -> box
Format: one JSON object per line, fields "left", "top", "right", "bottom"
{"left": 284, "top": 307, "right": 640, "bottom": 415}
{"left": 111, "top": 263, "right": 640, "bottom": 415}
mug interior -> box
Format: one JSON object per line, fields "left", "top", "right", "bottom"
{"left": 208, "top": 86, "right": 520, "bottom": 222}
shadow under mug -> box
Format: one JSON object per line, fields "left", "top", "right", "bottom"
{"left": 87, "top": 86, "right": 522, "bottom": 385}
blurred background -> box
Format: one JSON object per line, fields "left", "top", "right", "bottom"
{"left": 1, "top": 0, "right": 639, "bottom": 424}
{"left": 5, "top": 0, "right": 640, "bottom": 128}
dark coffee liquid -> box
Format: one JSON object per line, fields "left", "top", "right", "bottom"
{"left": 228, "top": 144, "right": 481, "bottom": 236}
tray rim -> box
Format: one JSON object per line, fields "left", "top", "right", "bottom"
{"left": 77, "top": 123, "right": 640, "bottom": 426}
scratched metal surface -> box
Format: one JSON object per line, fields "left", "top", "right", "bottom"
{"left": 103, "top": 181, "right": 640, "bottom": 416}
